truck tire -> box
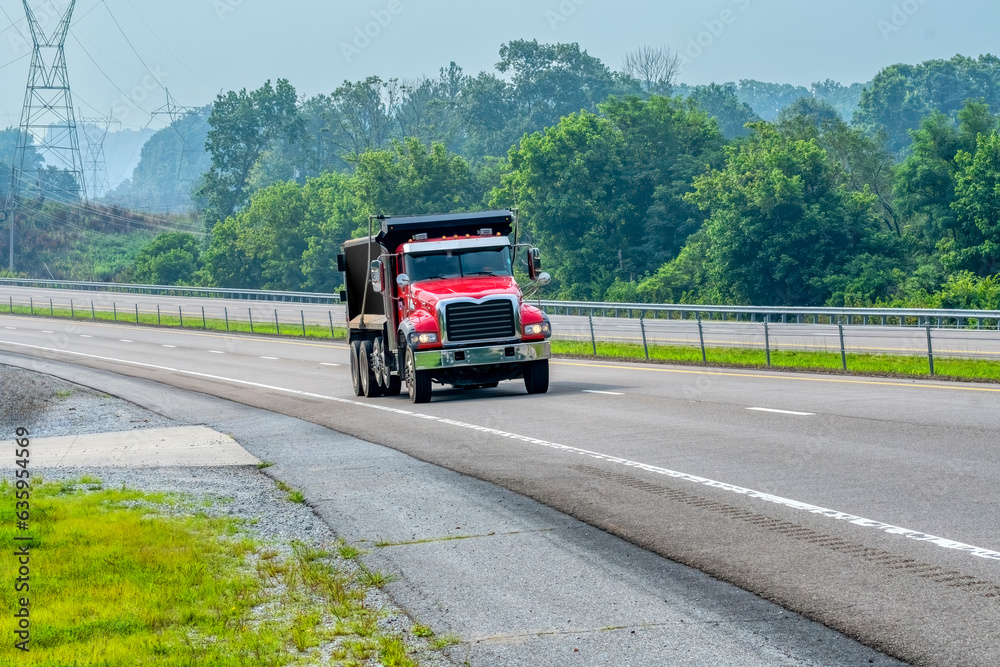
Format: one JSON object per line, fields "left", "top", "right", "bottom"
{"left": 384, "top": 374, "right": 403, "bottom": 396}
{"left": 360, "top": 340, "right": 384, "bottom": 398}
{"left": 405, "top": 346, "right": 432, "bottom": 404}
{"left": 349, "top": 340, "right": 363, "bottom": 396}
{"left": 524, "top": 359, "right": 549, "bottom": 395}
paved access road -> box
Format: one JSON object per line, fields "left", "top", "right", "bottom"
{"left": 5, "top": 284, "right": 1000, "bottom": 360}
{"left": 2, "top": 313, "right": 999, "bottom": 665}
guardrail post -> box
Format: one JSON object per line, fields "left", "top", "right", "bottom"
{"left": 70, "top": 299, "right": 74, "bottom": 319}
{"left": 697, "top": 314, "right": 707, "bottom": 364}
{"left": 202, "top": 306, "right": 207, "bottom": 330}
{"left": 926, "top": 324, "right": 935, "bottom": 377}
{"left": 8, "top": 296, "right": 11, "bottom": 313}
{"left": 29, "top": 298, "right": 33, "bottom": 315}
{"left": 589, "top": 312, "right": 597, "bottom": 356}
{"left": 640, "top": 315, "right": 649, "bottom": 360}
{"left": 249, "top": 309, "right": 254, "bottom": 334}
{"left": 179, "top": 307, "right": 184, "bottom": 328}
{"left": 301, "top": 310, "right": 306, "bottom": 337}
{"left": 49, "top": 298, "right": 53, "bottom": 317}
{"left": 329, "top": 311, "right": 335, "bottom": 339}
{"left": 90, "top": 300, "right": 95, "bottom": 320}
{"left": 135, "top": 304, "right": 139, "bottom": 326}
{"left": 113, "top": 303, "right": 117, "bottom": 323}
{"left": 274, "top": 309, "right": 280, "bottom": 335}
{"left": 764, "top": 320, "right": 771, "bottom": 367}
{"left": 839, "top": 324, "right": 847, "bottom": 371}
{"left": 157, "top": 305, "right": 161, "bottom": 326}
{"left": 225, "top": 307, "right": 230, "bottom": 332}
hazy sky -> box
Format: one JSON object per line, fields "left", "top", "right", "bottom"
{"left": 0, "top": 0, "right": 998, "bottom": 132}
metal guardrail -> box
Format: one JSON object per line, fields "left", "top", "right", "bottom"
{"left": 0, "top": 278, "right": 339, "bottom": 304}
{"left": 1, "top": 279, "right": 996, "bottom": 327}
{"left": 537, "top": 300, "right": 1000, "bottom": 329}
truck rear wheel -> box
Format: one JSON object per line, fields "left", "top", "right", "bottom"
{"left": 524, "top": 360, "right": 549, "bottom": 395}
{"left": 349, "top": 340, "right": 363, "bottom": 396}
{"left": 405, "top": 346, "right": 432, "bottom": 404}
{"left": 360, "top": 340, "right": 384, "bottom": 398}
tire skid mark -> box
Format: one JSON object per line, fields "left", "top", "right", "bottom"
{"left": 571, "top": 464, "right": 1000, "bottom": 599}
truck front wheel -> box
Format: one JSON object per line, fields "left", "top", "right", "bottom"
{"left": 524, "top": 360, "right": 549, "bottom": 395}
{"left": 405, "top": 346, "right": 432, "bottom": 404}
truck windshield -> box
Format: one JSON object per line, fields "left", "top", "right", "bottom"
{"left": 405, "top": 248, "right": 513, "bottom": 283}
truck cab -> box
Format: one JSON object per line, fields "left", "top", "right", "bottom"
{"left": 339, "top": 210, "right": 552, "bottom": 404}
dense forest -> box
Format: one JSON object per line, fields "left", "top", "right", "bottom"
{"left": 4, "top": 43, "right": 1000, "bottom": 309}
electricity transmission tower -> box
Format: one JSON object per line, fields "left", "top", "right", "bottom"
{"left": 150, "top": 89, "right": 209, "bottom": 211}
{"left": 6, "top": 0, "right": 87, "bottom": 271}
{"left": 80, "top": 115, "right": 121, "bottom": 200}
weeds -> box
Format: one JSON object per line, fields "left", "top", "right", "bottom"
{"left": 552, "top": 339, "right": 1000, "bottom": 383}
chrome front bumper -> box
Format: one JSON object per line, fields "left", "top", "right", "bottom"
{"left": 413, "top": 342, "right": 551, "bottom": 371}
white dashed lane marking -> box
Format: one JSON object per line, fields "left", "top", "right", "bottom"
{"left": 80, "top": 335, "right": 92, "bottom": 338}
{"left": 120, "top": 340, "right": 132, "bottom": 343}
{"left": 162, "top": 345, "right": 176, "bottom": 348}
{"left": 320, "top": 363, "right": 341, "bottom": 367}
{"left": 209, "top": 351, "right": 224, "bottom": 354}
{"left": 582, "top": 390, "right": 624, "bottom": 395}
{"left": 261, "top": 356, "right": 279, "bottom": 360}
{"left": 3, "top": 339, "right": 999, "bottom": 563}
{"left": 748, "top": 407, "right": 815, "bottom": 416}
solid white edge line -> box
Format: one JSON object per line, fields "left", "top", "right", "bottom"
{"left": 3, "top": 338, "right": 998, "bottom": 563}
{"left": 748, "top": 407, "right": 815, "bottom": 416}
{"left": 582, "top": 390, "right": 625, "bottom": 395}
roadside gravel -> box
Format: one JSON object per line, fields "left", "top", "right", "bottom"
{"left": 3, "top": 363, "right": 452, "bottom": 666}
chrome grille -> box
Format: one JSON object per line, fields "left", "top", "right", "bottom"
{"left": 445, "top": 300, "right": 516, "bottom": 342}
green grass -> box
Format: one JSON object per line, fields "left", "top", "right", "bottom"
{"left": 1, "top": 303, "right": 347, "bottom": 340}
{"left": 551, "top": 339, "right": 1000, "bottom": 383}
{"left": 0, "top": 479, "right": 435, "bottom": 666}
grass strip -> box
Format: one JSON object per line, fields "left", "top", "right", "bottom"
{"left": 551, "top": 340, "right": 1000, "bottom": 383}
{"left": 0, "top": 478, "right": 429, "bottom": 666}
{"left": 2, "top": 304, "right": 347, "bottom": 340}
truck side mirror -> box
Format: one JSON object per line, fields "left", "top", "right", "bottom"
{"left": 370, "top": 260, "right": 384, "bottom": 293}
{"left": 528, "top": 248, "right": 543, "bottom": 281}
{"left": 337, "top": 254, "right": 346, "bottom": 273}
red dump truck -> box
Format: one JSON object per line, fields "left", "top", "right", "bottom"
{"left": 338, "top": 210, "right": 552, "bottom": 403}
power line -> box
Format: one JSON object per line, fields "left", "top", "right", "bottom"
{"left": 99, "top": 0, "right": 166, "bottom": 96}
{"left": 122, "top": 0, "right": 219, "bottom": 90}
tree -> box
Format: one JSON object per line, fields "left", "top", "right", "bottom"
{"left": 198, "top": 79, "right": 302, "bottom": 226}
{"left": 621, "top": 46, "right": 681, "bottom": 96}
{"left": 734, "top": 80, "right": 812, "bottom": 121}
{"left": 124, "top": 108, "right": 212, "bottom": 212}
{"left": 686, "top": 124, "right": 899, "bottom": 306}
{"left": 496, "top": 40, "right": 618, "bottom": 132}
{"left": 502, "top": 111, "right": 630, "bottom": 299}
{"left": 202, "top": 181, "right": 309, "bottom": 289}
{"left": 687, "top": 84, "right": 760, "bottom": 138}
{"left": 950, "top": 132, "right": 1000, "bottom": 275}
{"left": 131, "top": 232, "right": 201, "bottom": 285}
{"left": 352, "top": 138, "right": 476, "bottom": 216}
{"left": 895, "top": 101, "right": 998, "bottom": 251}
{"left": 600, "top": 95, "right": 725, "bottom": 271}
{"left": 855, "top": 55, "right": 1000, "bottom": 154}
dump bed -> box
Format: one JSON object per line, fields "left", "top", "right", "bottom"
{"left": 342, "top": 237, "right": 386, "bottom": 331}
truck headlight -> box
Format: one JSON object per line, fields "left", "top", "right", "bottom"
{"left": 409, "top": 332, "right": 439, "bottom": 345}
{"left": 524, "top": 323, "right": 551, "bottom": 337}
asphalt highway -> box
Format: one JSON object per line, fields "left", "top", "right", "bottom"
{"left": 2, "top": 313, "right": 999, "bottom": 664}
{"left": 5, "top": 285, "right": 1000, "bottom": 360}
